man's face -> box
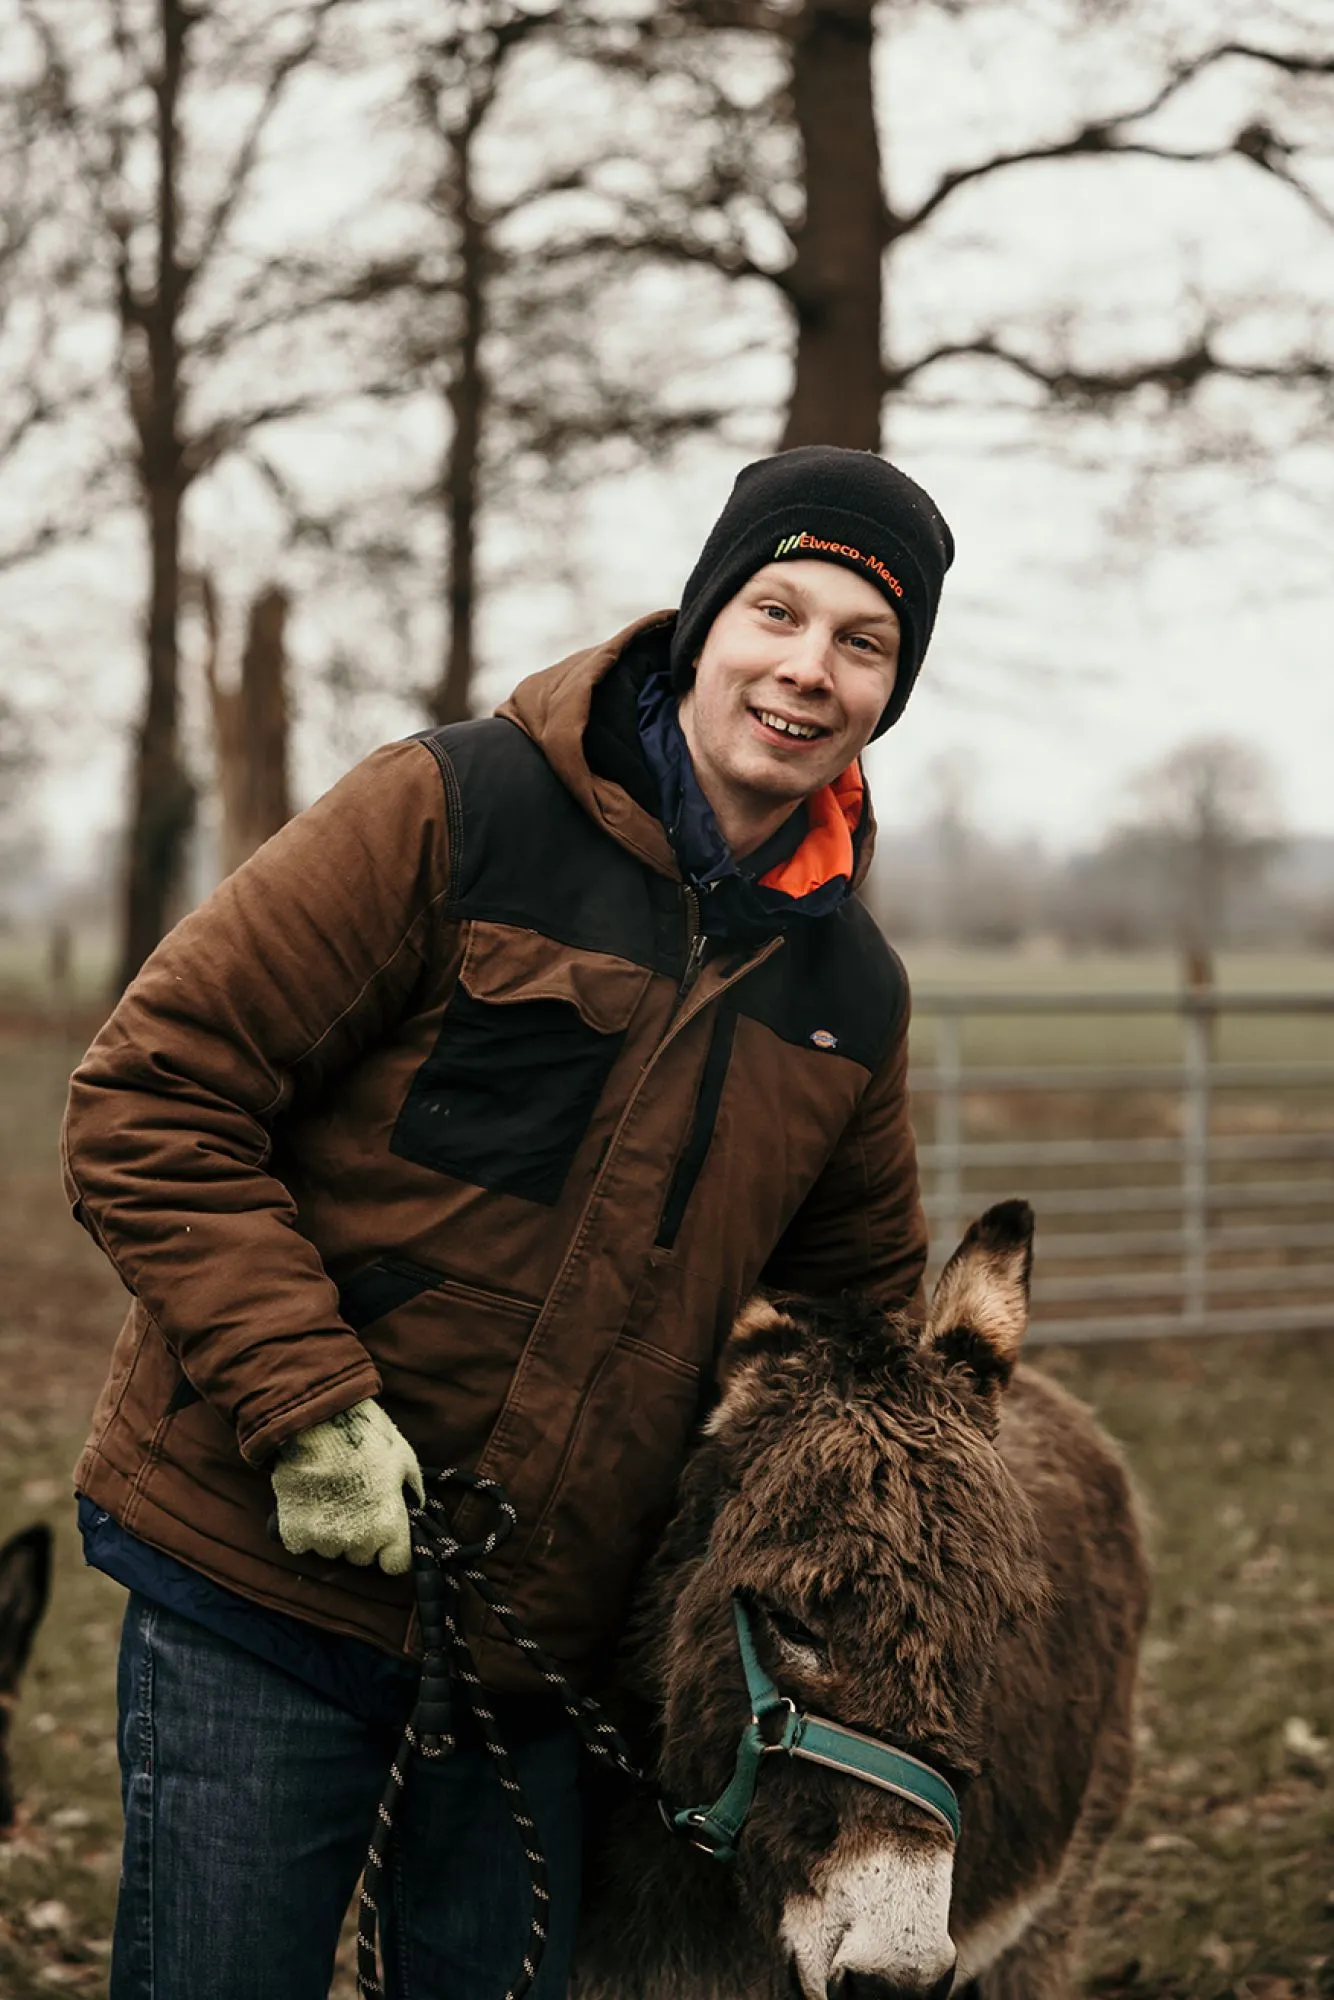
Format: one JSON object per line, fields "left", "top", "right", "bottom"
{"left": 679, "top": 559, "right": 901, "bottom": 823}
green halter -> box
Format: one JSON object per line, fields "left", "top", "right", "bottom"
{"left": 668, "top": 1597, "right": 961, "bottom": 1864}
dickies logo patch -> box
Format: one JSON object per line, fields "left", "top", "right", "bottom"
{"left": 809, "top": 1028, "right": 839, "bottom": 1051}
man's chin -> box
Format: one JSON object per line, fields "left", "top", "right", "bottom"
{"left": 737, "top": 749, "right": 845, "bottom": 803}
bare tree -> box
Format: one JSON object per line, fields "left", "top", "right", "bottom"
{"left": 406, "top": 5, "right": 552, "bottom": 726}
{"left": 288, "top": 1, "right": 774, "bottom": 727}
{"left": 1045, "top": 735, "right": 1283, "bottom": 962}
{"left": 593, "top": 2, "right": 1334, "bottom": 451}
{"left": 0, "top": 28, "right": 114, "bottom": 570}
{"left": 1127, "top": 735, "right": 1280, "bottom": 979}
{"left": 197, "top": 575, "right": 293, "bottom": 878}
{"left": 13, "top": 0, "right": 379, "bottom": 990}
{"left": 309, "top": 0, "right": 1334, "bottom": 729}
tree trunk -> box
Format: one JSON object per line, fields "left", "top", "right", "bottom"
{"left": 780, "top": 0, "right": 884, "bottom": 452}
{"left": 118, "top": 481, "right": 194, "bottom": 990}
{"left": 204, "top": 581, "right": 293, "bottom": 878}
{"left": 115, "top": 0, "right": 194, "bottom": 994}
{"left": 431, "top": 122, "right": 485, "bottom": 727}
{"left": 233, "top": 585, "right": 292, "bottom": 869}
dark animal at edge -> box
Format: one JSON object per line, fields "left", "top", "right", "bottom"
{"left": 575, "top": 1201, "right": 1150, "bottom": 2000}
{"left": 0, "top": 1523, "right": 52, "bottom": 1833}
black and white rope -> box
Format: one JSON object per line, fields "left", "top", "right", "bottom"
{"left": 355, "top": 1469, "right": 643, "bottom": 2000}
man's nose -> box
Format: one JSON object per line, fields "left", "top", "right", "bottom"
{"left": 777, "top": 634, "right": 836, "bottom": 689}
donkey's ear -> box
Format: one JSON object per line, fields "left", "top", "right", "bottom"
{"left": 706, "top": 1295, "right": 805, "bottom": 1433}
{"left": 0, "top": 1524, "right": 52, "bottom": 1692}
{"left": 924, "top": 1201, "right": 1034, "bottom": 1404}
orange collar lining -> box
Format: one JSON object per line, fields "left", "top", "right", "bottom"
{"left": 758, "top": 763, "right": 864, "bottom": 899}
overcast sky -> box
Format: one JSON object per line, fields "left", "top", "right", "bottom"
{"left": 4, "top": 0, "right": 1332, "bottom": 884}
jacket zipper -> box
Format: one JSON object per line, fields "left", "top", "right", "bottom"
{"left": 449, "top": 935, "right": 783, "bottom": 1556}
{"left": 678, "top": 887, "right": 705, "bottom": 1000}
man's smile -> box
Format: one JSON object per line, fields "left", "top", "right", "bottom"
{"left": 748, "top": 704, "right": 833, "bottom": 746}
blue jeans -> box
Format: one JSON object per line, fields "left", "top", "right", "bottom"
{"left": 111, "top": 1594, "right": 583, "bottom": 2000}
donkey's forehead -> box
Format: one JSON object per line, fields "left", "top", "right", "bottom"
{"left": 714, "top": 1352, "right": 972, "bottom": 1465}
{"left": 711, "top": 1306, "right": 941, "bottom": 1437}
{"left": 708, "top": 1384, "right": 1037, "bottom": 1626}
{"left": 721, "top": 1411, "right": 1014, "bottom": 1562}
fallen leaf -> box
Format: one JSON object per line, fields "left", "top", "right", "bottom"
{"left": 1199, "top": 1936, "right": 1233, "bottom": 1974}
{"left": 26, "top": 1899, "right": 71, "bottom": 1935}
{"left": 1282, "top": 1716, "right": 1330, "bottom": 1766}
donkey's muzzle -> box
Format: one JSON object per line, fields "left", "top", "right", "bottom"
{"left": 828, "top": 1967, "right": 955, "bottom": 2000}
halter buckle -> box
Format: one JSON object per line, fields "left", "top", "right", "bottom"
{"left": 756, "top": 1696, "right": 798, "bottom": 1750}
{"left": 659, "top": 1797, "right": 735, "bottom": 1859}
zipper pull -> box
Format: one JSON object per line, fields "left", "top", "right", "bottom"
{"left": 678, "top": 886, "right": 706, "bottom": 999}
{"left": 680, "top": 931, "right": 707, "bottom": 997}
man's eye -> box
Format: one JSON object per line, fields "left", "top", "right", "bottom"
{"left": 760, "top": 603, "right": 793, "bottom": 622}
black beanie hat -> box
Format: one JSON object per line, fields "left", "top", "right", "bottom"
{"left": 669, "top": 446, "right": 954, "bottom": 738}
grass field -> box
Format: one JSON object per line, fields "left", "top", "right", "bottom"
{"left": 0, "top": 1028, "right": 1330, "bottom": 1997}
{"left": 897, "top": 948, "right": 1334, "bottom": 1073}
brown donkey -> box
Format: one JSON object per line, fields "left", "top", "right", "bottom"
{"left": 0, "top": 1523, "right": 52, "bottom": 1833}
{"left": 575, "top": 1201, "right": 1148, "bottom": 2000}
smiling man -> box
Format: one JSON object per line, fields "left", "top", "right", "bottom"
{"left": 681, "top": 559, "right": 901, "bottom": 851}
{"left": 64, "top": 444, "right": 953, "bottom": 1999}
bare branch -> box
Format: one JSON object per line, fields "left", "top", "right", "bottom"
{"left": 190, "top": 253, "right": 429, "bottom": 362}
{"left": 0, "top": 453, "right": 130, "bottom": 573}
{"left": 184, "top": 0, "right": 352, "bottom": 297}
{"left": 17, "top": 0, "right": 131, "bottom": 262}
{"left": 519, "top": 218, "right": 778, "bottom": 287}
{"left": 1231, "top": 122, "right": 1334, "bottom": 230}
{"left": 0, "top": 369, "right": 109, "bottom": 470}
{"left": 885, "top": 333, "right": 1334, "bottom": 408}
{"left": 182, "top": 379, "right": 405, "bottom": 481}
{"left": 897, "top": 42, "right": 1334, "bottom": 237}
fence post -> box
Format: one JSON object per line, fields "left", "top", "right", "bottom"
{"left": 1182, "top": 999, "right": 1212, "bottom": 1325}
{"left": 936, "top": 1008, "right": 963, "bottom": 1253}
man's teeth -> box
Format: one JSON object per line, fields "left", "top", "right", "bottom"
{"left": 756, "top": 710, "right": 823, "bottom": 740}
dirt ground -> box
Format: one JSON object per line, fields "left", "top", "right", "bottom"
{"left": 0, "top": 1029, "right": 1330, "bottom": 1998}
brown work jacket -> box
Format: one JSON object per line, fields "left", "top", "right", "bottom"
{"left": 65, "top": 616, "right": 927, "bottom": 1690}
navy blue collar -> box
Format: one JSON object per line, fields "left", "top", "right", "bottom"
{"left": 636, "top": 664, "right": 855, "bottom": 937}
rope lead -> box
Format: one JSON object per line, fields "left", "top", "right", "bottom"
{"left": 356, "top": 1469, "right": 642, "bottom": 2000}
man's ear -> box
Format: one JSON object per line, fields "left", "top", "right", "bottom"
{"left": 924, "top": 1200, "right": 1034, "bottom": 1410}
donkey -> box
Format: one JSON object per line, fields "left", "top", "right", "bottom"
{"left": 575, "top": 1201, "right": 1148, "bottom": 2000}
{"left": 0, "top": 1522, "right": 52, "bottom": 1833}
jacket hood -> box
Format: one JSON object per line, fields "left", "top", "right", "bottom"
{"left": 498, "top": 613, "right": 681, "bottom": 880}
{"left": 496, "top": 612, "right": 880, "bottom": 896}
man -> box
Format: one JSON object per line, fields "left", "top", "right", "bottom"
{"left": 64, "top": 445, "right": 953, "bottom": 1999}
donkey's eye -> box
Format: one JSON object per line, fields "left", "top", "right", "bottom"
{"left": 758, "top": 1599, "right": 827, "bottom": 1660}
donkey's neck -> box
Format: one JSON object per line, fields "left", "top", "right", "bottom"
{"left": 576, "top": 1786, "right": 777, "bottom": 2000}
{"left": 575, "top": 1488, "right": 783, "bottom": 1997}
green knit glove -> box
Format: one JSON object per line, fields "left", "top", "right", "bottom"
{"left": 271, "top": 1400, "right": 425, "bottom": 1575}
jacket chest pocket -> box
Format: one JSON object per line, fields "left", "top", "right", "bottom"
{"left": 390, "top": 922, "right": 652, "bottom": 1205}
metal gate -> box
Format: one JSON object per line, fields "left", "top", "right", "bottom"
{"left": 911, "top": 989, "right": 1334, "bottom": 1345}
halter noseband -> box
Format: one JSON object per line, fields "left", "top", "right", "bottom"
{"left": 667, "top": 1597, "right": 961, "bottom": 1863}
